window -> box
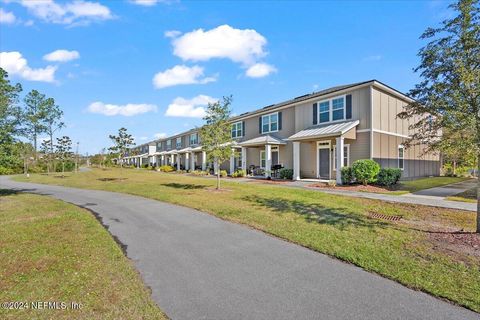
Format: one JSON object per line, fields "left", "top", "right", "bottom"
{"left": 190, "top": 133, "right": 198, "bottom": 145}
{"left": 235, "top": 149, "right": 242, "bottom": 168}
{"left": 319, "top": 101, "right": 330, "bottom": 123}
{"left": 156, "top": 142, "right": 162, "bottom": 150}
{"left": 176, "top": 137, "right": 182, "bottom": 149}
{"left": 398, "top": 145, "right": 404, "bottom": 170}
{"left": 231, "top": 122, "right": 243, "bottom": 138}
{"left": 332, "top": 97, "right": 345, "bottom": 121}
{"left": 333, "top": 144, "right": 350, "bottom": 170}
{"left": 261, "top": 112, "right": 278, "bottom": 133}
{"left": 166, "top": 140, "right": 171, "bottom": 149}
{"left": 317, "top": 95, "right": 346, "bottom": 124}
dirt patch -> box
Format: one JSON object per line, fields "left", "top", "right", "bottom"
{"left": 97, "top": 177, "right": 128, "bottom": 182}
{"left": 205, "top": 187, "right": 232, "bottom": 193}
{"left": 308, "top": 183, "right": 396, "bottom": 193}
{"left": 429, "top": 232, "right": 480, "bottom": 263}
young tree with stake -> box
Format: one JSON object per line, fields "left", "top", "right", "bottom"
{"left": 55, "top": 136, "right": 73, "bottom": 176}
{"left": 199, "top": 96, "right": 235, "bottom": 190}
{"left": 108, "top": 128, "right": 135, "bottom": 168}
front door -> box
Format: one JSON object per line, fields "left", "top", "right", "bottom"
{"left": 318, "top": 149, "right": 330, "bottom": 179}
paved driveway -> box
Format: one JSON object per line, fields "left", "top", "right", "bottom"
{"left": 411, "top": 179, "right": 477, "bottom": 197}
{"left": 1, "top": 177, "right": 479, "bottom": 320}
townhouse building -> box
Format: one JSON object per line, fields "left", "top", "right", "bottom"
{"left": 125, "top": 80, "right": 440, "bottom": 184}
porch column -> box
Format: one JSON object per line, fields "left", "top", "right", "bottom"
{"left": 202, "top": 151, "right": 207, "bottom": 171}
{"left": 185, "top": 153, "right": 190, "bottom": 171}
{"left": 170, "top": 154, "right": 174, "bottom": 166}
{"left": 176, "top": 154, "right": 181, "bottom": 171}
{"left": 229, "top": 148, "right": 235, "bottom": 175}
{"left": 293, "top": 141, "right": 300, "bottom": 180}
{"left": 336, "top": 136, "right": 344, "bottom": 185}
{"left": 190, "top": 152, "right": 195, "bottom": 171}
{"left": 241, "top": 147, "right": 247, "bottom": 171}
{"left": 161, "top": 155, "right": 164, "bottom": 166}
{"left": 265, "top": 144, "right": 272, "bottom": 178}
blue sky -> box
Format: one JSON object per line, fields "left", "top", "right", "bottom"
{"left": 0, "top": 0, "right": 452, "bottom": 155}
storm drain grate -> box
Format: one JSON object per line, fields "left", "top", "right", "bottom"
{"left": 369, "top": 213, "right": 402, "bottom": 221}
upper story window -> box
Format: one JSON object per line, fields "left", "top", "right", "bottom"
{"left": 166, "top": 140, "right": 171, "bottom": 149}
{"left": 156, "top": 142, "right": 162, "bottom": 150}
{"left": 316, "top": 95, "right": 350, "bottom": 124}
{"left": 190, "top": 133, "right": 198, "bottom": 145}
{"left": 398, "top": 145, "right": 404, "bottom": 170}
{"left": 261, "top": 112, "right": 278, "bottom": 133}
{"left": 176, "top": 137, "right": 182, "bottom": 149}
{"left": 231, "top": 121, "right": 243, "bottom": 138}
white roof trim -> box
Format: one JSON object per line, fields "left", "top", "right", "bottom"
{"left": 287, "top": 120, "right": 359, "bottom": 141}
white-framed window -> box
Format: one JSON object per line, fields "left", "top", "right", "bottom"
{"left": 317, "top": 95, "right": 346, "bottom": 124}
{"left": 176, "top": 137, "right": 182, "bottom": 149}
{"left": 261, "top": 112, "right": 278, "bottom": 133}
{"left": 260, "top": 146, "right": 279, "bottom": 169}
{"left": 319, "top": 101, "right": 330, "bottom": 123}
{"left": 398, "top": 145, "right": 404, "bottom": 170}
{"left": 333, "top": 144, "right": 350, "bottom": 170}
{"left": 235, "top": 149, "right": 242, "bottom": 168}
{"left": 166, "top": 140, "right": 172, "bottom": 149}
{"left": 156, "top": 142, "right": 162, "bottom": 150}
{"left": 231, "top": 121, "right": 243, "bottom": 138}
{"left": 189, "top": 133, "right": 198, "bottom": 145}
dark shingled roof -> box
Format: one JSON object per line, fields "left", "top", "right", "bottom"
{"left": 229, "top": 80, "right": 374, "bottom": 121}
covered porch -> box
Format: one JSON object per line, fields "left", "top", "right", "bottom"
{"left": 238, "top": 135, "right": 287, "bottom": 178}
{"left": 287, "top": 120, "right": 359, "bottom": 184}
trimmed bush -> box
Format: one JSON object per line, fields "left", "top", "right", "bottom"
{"left": 279, "top": 168, "right": 294, "bottom": 180}
{"left": 231, "top": 169, "right": 246, "bottom": 178}
{"left": 0, "top": 166, "right": 14, "bottom": 175}
{"left": 219, "top": 170, "right": 228, "bottom": 177}
{"left": 351, "top": 159, "right": 380, "bottom": 185}
{"left": 159, "top": 165, "right": 174, "bottom": 172}
{"left": 377, "top": 168, "right": 402, "bottom": 186}
{"left": 341, "top": 167, "right": 354, "bottom": 185}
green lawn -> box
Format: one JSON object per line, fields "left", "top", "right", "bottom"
{"left": 13, "top": 168, "right": 480, "bottom": 313}
{"left": 398, "top": 176, "right": 470, "bottom": 193}
{"left": 0, "top": 189, "right": 167, "bottom": 320}
{"left": 447, "top": 187, "right": 478, "bottom": 203}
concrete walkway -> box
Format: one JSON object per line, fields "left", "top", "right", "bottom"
{"left": 1, "top": 176, "right": 478, "bottom": 320}
{"left": 411, "top": 179, "right": 477, "bottom": 197}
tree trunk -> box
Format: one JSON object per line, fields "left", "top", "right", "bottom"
{"left": 217, "top": 170, "right": 220, "bottom": 190}
{"left": 33, "top": 132, "right": 37, "bottom": 160}
{"left": 62, "top": 161, "right": 65, "bottom": 176}
{"left": 453, "top": 160, "right": 457, "bottom": 176}
{"left": 476, "top": 152, "right": 479, "bottom": 233}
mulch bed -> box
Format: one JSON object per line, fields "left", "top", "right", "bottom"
{"left": 308, "top": 183, "right": 396, "bottom": 193}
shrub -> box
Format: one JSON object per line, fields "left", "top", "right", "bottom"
{"left": 191, "top": 170, "right": 208, "bottom": 176}
{"left": 327, "top": 180, "right": 337, "bottom": 187}
{"left": 0, "top": 166, "right": 14, "bottom": 175}
{"left": 231, "top": 169, "right": 246, "bottom": 178}
{"left": 159, "top": 165, "right": 174, "bottom": 172}
{"left": 219, "top": 170, "right": 228, "bottom": 177}
{"left": 351, "top": 159, "right": 380, "bottom": 185}
{"left": 279, "top": 168, "right": 293, "bottom": 180}
{"left": 340, "top": 167, "right": 354, "bottom": 185}
{"left": 377, "top": 168, "right": 402, "bottom": 186}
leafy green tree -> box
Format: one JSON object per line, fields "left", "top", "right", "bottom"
{"left": 199, "top": 96, "right": 234, "bottom": 190}
{"left": 42, "top": 98, "right": 64, "bottom": 157}
{"left": 0, "top": 68, "right": 24, "bottom": 174}
{"left": 398, "top": 0, "right": 480, "bottom": 231}
{"left": 55, "top": 136, "right": 73, "bottom": 176}
{"left": 108, "top": 128, "right": 135, "bottom": 168}
{"left": 40, "top": 139, "right": 53, "bottom": 174}
{"left": 23, "top": 90, "right": 49, "bottom": 158}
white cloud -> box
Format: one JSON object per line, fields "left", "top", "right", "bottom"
{"left": 152, "top": 65, "right": 216, "bottom": 89}
{"left": 153, "top": 132, "right": 167, "bottom": 139}
{"left": 0, "top": 8, "right": 16, "bottom": 24}
{"left": 43, "top": 49, "right": 80, "bottom": 62}
{"left": 87, "top": 102, "right": 157, "bottom": 116}
{"left": 0, "top": 51, "right": 57, "bottom": 82}
{"left": 165, "top": 95, "right": 217, "bottom": 118}
{"left": 171, "top": 24, "right": 268, "bottom": 65}
{"left": 19, "top": 0, "right": 113, "bottom": 26}
{"left": 139, "top": 136, "right": 148, "bottom": 141}
{"left": 130, "top": 0, "right": 159, "bottom": 6}
{"left": 245, "top": 63, "right": 277, "bottom": 78}
{"left": 164, "top": 30, "right": 181, "bottom": 38}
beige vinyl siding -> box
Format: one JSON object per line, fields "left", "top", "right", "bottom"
{"left": 294, "top": 87, "right": 371, "bottom": 132}
{"left": 371, "top": 87, "right": 410, "bottom": 136}
{"left": 348, "top": 132, "right": 370, "bottom": 163}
